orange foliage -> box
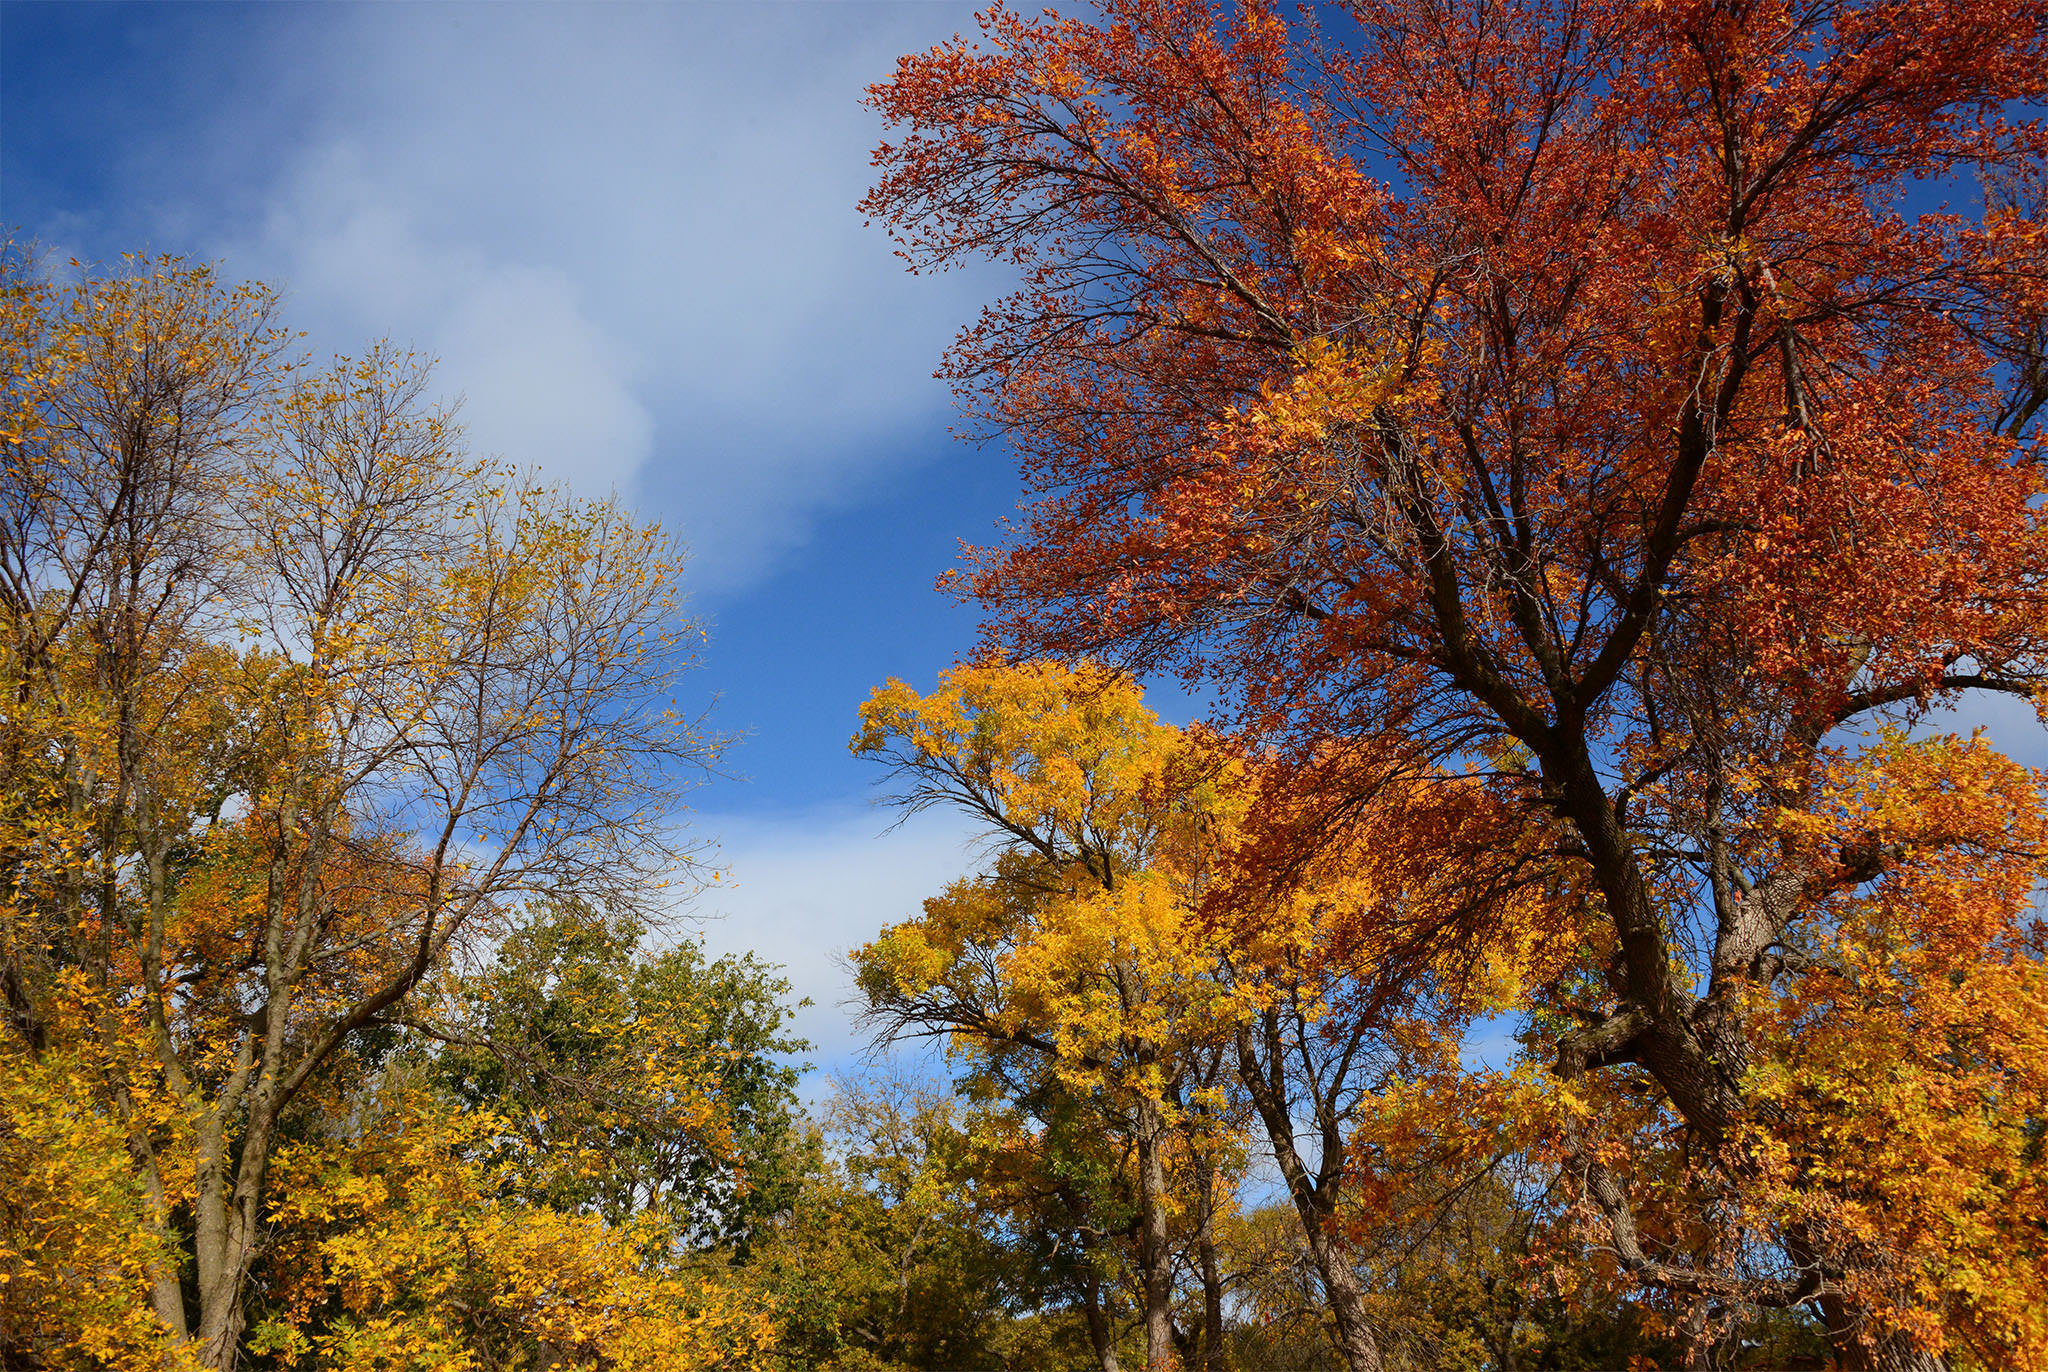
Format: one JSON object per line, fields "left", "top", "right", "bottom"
{"left": 866, "top": 1, "right": 2048, "bottom": 1364}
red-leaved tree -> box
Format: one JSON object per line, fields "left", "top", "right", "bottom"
{"left": 864, "top": 1, "right": 2048, "bottom": 1367}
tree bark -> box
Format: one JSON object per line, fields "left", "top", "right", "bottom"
{"left": 192, "top": 1100, "right": 272, "bottom": 1371}
{"left": 130, "top": 1143, "right": 190, "bottom": 1343}
{"left": 1081, "top": 1257, "right": 1124, "bottom": 1372}
{"left": 1134, "top": 1094, "right": 1178, "bottom": 1371}
{"left": 1197, "top": 1188, "right": 1225, "bottom": 1372}
{"left": 1819, "top": 1292, "right": 1952, "bottom": 1372}
{"left": 1235, "top": 1023, "right": 1384, "bottom": 1372}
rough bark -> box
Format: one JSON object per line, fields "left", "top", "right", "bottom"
{"left": 1134, "top": 1094, "right": 1178, "bottom": 1371}
{"left": 130, "top": 1143, "right": 190, "bottom": 1342}
{"left": 1818, "top": 1294, "right": 1952, "bottom": 1372}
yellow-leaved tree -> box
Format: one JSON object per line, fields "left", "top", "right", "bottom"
{"left": 0, "top": 251, "right": 740, "bottom": 1369}
{"left": 851, "top": 660, "right": 1259, "bottom": 1372}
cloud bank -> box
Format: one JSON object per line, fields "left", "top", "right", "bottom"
{"left": 32, "top": 3, "right": 996, "bottom": 594}
{"left": 684, "top": 803, "right": 980, "bottom": 1092}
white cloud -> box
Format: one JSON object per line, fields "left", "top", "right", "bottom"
{"left": 681, "top": 803, "right": 979, "bottom": 1094}
{"left": 181, "top": 3, "right": 996, "bottom": 592}
{"left": 232, "top": 144, "right": 655, "bottom": 496}
{"left": 436, "top": 266, "right": 653, "bottom": 497}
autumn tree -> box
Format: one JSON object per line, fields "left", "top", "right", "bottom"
{"left": 1210, "top": 748, "right": 1584, "bottom": 1372}
{"left": 864, "top": 2, "right": 2048, "bottom": 1367}
{"left": 851, "top": 660, "right": 1261, "bottom": 1371}
{"left": 0, "top": 252, "right": 718, "bottom": 1368}
{"left": 740, "top": 1073, "right": 1116, "bottom": 1372}
{"left": 0, "top": 979, "right": 200, "bottom": 1372}
{"left": 957, "top": 1074, "right": 1146, "bottom": 1372}
{"left": 241, "top": 1067, "right": 778, "bottom": 1371}
{"left": 428, "top": 898, "right": 807, "bottom": 1250}
{"left": 233, "top": 899, "right": 796, "bottom": 1372}
{"left": 851, "top": 662, "right": 1587, "bottom": 1372}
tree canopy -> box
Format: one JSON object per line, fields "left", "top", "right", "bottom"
{"left": 860, "top": 0, "right": 2048, "bottom": 1367}
{"left": 7, "top": 0, "right": 2047, "bottom": 1366}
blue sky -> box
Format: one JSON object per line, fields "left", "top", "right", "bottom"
{"left": 9, "top": 1, "right": 2042, "bottom": 1087}
{"left": 2, "top": 0, "right": 1020, "bottom": 1072}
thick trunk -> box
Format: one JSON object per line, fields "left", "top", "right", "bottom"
{"left": 191, "top": 1082, "right": 280, "bottom": 1370}
{"left": 188, "top": 806, "right": 316, "bottom": 1369}
{"left": 193, "top": 1175, "right": 262, "bottom": 1370}
{"left": 1496, "top": 1313, "right": 1521, "bottom": 1372}
{"left": 148, "top": 1263, "right": 189, "bottom": 1345}
{"left": 1311, "top": 1236, "right": 1387, "bottom": 1372}
{"left": 1134, "top": 1096, "right": 1178, "bottom": 1371}
{"left": 1550, "top": 746, "right": 1956, "bottom": 1367}
{"left": 1679, "top": 1303, "right": 1715, "bottom": 1372}
{"left": 190, "top": 1116, "right": 230, "bottom": 1337}
{"left": 1820, "top": 1293, "right": 1951, "bottom": 1372}
{"left": 130, "top": 1143, "right": 189, "bottom": 1342}
{"left": 1547, "top": 744, "right": 1743, "bottom": 1149}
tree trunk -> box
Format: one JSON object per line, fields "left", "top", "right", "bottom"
{"left": 1135, "top": 1095, "right": 1178, "bottom": 1371}
{"left": 1235, "top": 1025, "right": 1384, "bottom": 1372}
{"left": 194, "top": 1169, "right": 269, "bottom": 1369}
{"left": 1198, "top": 1199, "right": 1225, "bottom": 1372}
{"left": 1547, "top": 744, "right": 1742, "bottom": 1151}
{"left": 1549, "top": 746, "right": 1959, "bottom": 1368}
{"left": 191, "top": 1138, "right": 259, "bottom": 1369}
{"left": 1313, "top": 1239, "right": 1388, "bottom": 1372}
{"left": 1082, "top": 1260, "right": 1124, "bottom": 1372}
{"left": 131, "top": 1143, "right": 190, "bottom": 1342}
{"left": 191, "top": 1073, "right": 284, "bottom": 1369}
{"left": 1820, "top": 1293, "right": 1951, "bottom": 1372}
